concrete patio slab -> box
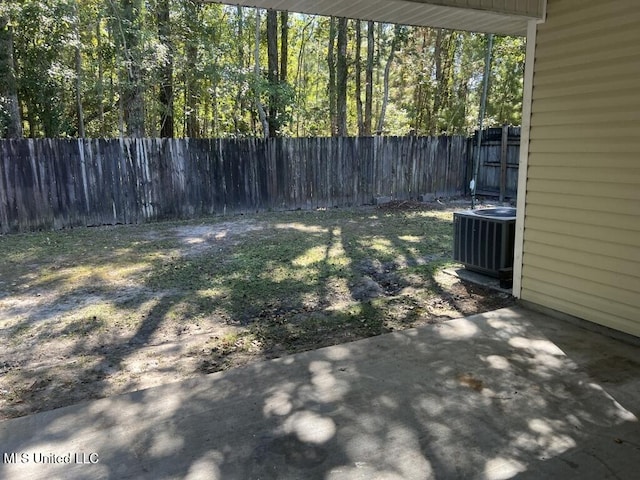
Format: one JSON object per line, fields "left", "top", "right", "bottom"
{"left": 443, "top": 267, "right": 513, "bottom": 295}
{"left": 1, "top": 306, "right": 639, "bottom": 479}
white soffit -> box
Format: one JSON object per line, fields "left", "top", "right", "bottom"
{"left": 202, "top": 0, "right": 543, "bottom": 35}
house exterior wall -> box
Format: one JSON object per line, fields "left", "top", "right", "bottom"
{"left": 521, "top": 0, "right": 640, "bottom": 337}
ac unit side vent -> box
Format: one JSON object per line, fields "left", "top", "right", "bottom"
{"left": 453, "top": 210, "right": 516, "bottom": 278}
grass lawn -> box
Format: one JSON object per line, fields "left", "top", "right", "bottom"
{"left": 0, "top": 203, "right": 512, "bottom": 419}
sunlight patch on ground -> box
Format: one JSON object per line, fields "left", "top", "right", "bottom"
{"left": 586, "top": 383, "right": 638, "bottom": 422}
{"left": 398, "top": 235, "right": 422, "bottom": 243}
{"left": 284, "top": 410, "right": 337, "bottom": 444}
{"left": 196, "top": 287, "right": 226, "bottom": 299}
{"left": 275, "top": 223, "right": 328, "bottom": 233}
{"left": 260, "top": 264, "right": 319, "bottom": 284}
{"left": 34, "top": 263, "right": 153, "bottom": 294}
{"left": 483, "top": 456, "right": 526, "bottom": 480}
{"left": 291, "top": 245, "right": 327, "bottom": 267}
{"left": 437, "top": 318, "right": 480, "bottom": 340}
{"left": 360, "top": 237, "right": 396, "bottom": 258}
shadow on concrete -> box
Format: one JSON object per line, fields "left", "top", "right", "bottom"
{"left": 1, "top": 306, "right": 639, "bottom": 479}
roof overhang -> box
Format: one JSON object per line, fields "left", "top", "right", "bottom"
{"left": 201, "top": 0, "right": 546, "bottom": 36}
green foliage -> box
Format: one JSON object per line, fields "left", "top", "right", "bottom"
{"left": 6, "top": 2, "right": 525, "bottom": 138}
{"left": 12, "top": 0, "right": 74, "bottom": 136}
{"left": 486, "top": 36, "right": 526, "bottom": 126}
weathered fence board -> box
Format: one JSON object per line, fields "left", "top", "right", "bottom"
{"left": 470, "top": 126, "right": 521, "bottom": 199}
{"left": 0, "top": 134, "right": 513, "bottom": 233}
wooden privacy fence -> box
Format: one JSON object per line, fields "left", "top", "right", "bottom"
{"left": 471, "top": 125, "right": 521, "bottom": 201}
{"left": 0, "top": 136, "right": 474, "bottom": 233}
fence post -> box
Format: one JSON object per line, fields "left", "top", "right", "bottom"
{"left": 499, "top": 124, "right": 508, "bottom": 202}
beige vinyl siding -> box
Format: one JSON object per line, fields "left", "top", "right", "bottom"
{"left": 521, "top": 0, "right": 640, "bottom": 337}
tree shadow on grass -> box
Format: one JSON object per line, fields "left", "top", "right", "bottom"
{"left": 0, "top": 224, "right": 192, "bottom": 418}
{"left": 0, "top": 206, "right": 511, "bottom": 420}
{"left": 179, "top": 207, "right": 507, "bottom": 375}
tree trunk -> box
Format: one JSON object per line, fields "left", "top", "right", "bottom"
{"left": 73, "top": 1, "right": 85, "bottom": 138}
{"left": 158, "top": 0, "right": 174, "bottom": 138}
{"left": 327, "top": 17, "right": 337, "bottom": 136}
{"left": 374, "top": 22, "right": 383, "bottom": 124}
{"left": 121, "top": 0, "right": 145, "bottom": 137}
{"left": 185, "top": 0, "right": 199, "bottom": 138}
{"left": 0, "top": 16, "right": 23, "bottom": 138}
{"left": 210, "top": 86, "right": 218, "bottom": 137}
{"left": 411, "top": 28, "right": 429, "bottom": 134}
{"left": 266, "top": 9, "right": 278, "bottom": 137}
{"left": 74, "top": 42, "right": 85, "bottom": 138}
{"left": 280, "top": 12, "right": 288, "bottom": 84}
{"left": 96, "top": 15, "right": 105, "bottom": 135}
{"left": 431, "top": 29, "right": 445, "bottom": 135}
{"left": 376, "top": 25, "right": 401, "bottom": 135}
{"left": 364, "top": 21, "right": 374, "bottom": 136}
{"left": 254, "top": 8, "right": 269, "bottom": 138}
{"left": 336, "top": 17, "right": 348, "bottom": 136}
{"left": 295, "top": 18, "right": 313, "bottom": 137}
{"left": 355, "top": 20, "right": 364, "bottom": 136}
{"left": 234, "top": 6, "right": 245, "bottom": 136}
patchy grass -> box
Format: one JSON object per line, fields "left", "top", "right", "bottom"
{"left": 0, "top": 205, "right": 513, "bottom": 419}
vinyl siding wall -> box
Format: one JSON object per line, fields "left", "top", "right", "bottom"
{"left": 521, "top": 0, "right": 640, "bottom": 336}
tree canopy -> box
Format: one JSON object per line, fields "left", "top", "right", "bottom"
{"left": 0, "top": 1, "right": 525, "bottom": 138}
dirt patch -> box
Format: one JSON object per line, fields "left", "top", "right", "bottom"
{"left": 170, "top": 219, "right": 265, "bottom": 256}
{"left": 0, "top": 205, "right": 513, "bottom": 420}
